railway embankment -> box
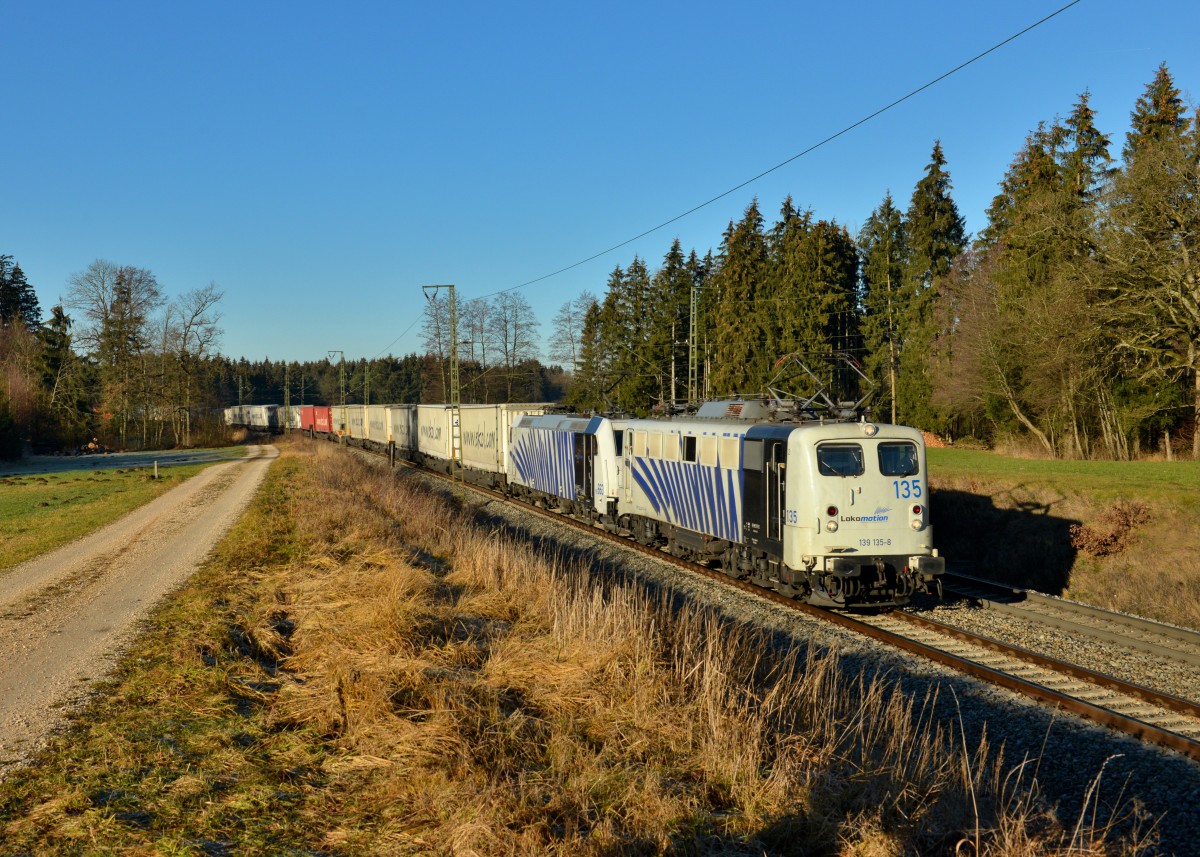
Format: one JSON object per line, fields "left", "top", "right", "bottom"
{"left": 0, "top": 438, "right": 1164, "bottom": 855}
{"left": 928, "top": 449, "right": 1200, "bottom": 630}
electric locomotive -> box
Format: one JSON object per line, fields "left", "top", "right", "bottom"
{"left": 507, "top": 398, "right": 943, "bottom": 609}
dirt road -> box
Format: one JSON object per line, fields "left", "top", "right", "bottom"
{"left": 0, "top": 444, "right": 277, "bottom": 777}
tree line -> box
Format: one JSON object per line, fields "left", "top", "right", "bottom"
{"left": 4, "top": 63, "right": 1196, "bottom": 460}
{"left": 0, "top": 262, "right": 566, "bottom": 457}
{"left": 1, "top": 259, "right": 228, "bottom": 456}
{"left": 556, "top": 63, "right": 1199, "bottom": 460}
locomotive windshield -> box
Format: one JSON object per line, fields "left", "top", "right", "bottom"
{"left": 816, "top": 443, "right": 864, "bottom": 477}
{"left": 877, "top": 442, "right": 919, "bottom": 477}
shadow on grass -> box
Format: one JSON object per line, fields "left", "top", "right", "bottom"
{"left": 931, "top": 487, "right": 1080, "bottom": 596}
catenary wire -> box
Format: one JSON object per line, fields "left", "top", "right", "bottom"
{"left": 373, "top": 0, "right": 1083, "bottom": 359}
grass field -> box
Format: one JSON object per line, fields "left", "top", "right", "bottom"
{"left": 0, "top": 460, "right": 228, "bottom": 573}
{"left": 927, "top": 448, "right": 1200, "bottom": 627}
{"left": 929, "top": 449, "right": 1200, "bottom": 507}
{"left": 0, "top": 439, "right": 1150, "bottom": 855}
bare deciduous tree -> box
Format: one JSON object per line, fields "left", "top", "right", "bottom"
{"left": 547, "top": 290, "right": 596, "bottom": 375}
{"left": 488, "top": 292, "right": 540, "bottom": 401}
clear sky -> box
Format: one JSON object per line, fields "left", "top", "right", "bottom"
{"left": 3, "top": 1, "right": 1196, "bottom": 364}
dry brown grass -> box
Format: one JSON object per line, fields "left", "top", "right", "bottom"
{"left": 0, "top": 439, "right": 1155, "bottom": 855}
{"left": 252, "top": 442, "right": 1150, "bottom": 855}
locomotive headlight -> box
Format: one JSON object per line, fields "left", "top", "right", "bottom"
{"left": 910, "top": 519, "right": 924, "bottom": 531}
{"left": 825, "top": 520, "right": 839, "bottom": 533}
{"left": 862, "top": 423, "right": 879, "bottom": 437}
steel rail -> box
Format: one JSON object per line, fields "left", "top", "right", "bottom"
{"left": 941, "top": 570, "right": 1200, "bottom": 670}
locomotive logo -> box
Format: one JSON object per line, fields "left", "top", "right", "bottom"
{"left": 840, "top": 507, "right": 892, "bottom": 523}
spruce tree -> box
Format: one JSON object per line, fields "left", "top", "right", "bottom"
{"left": 650, "top": 239, "right": 693, "bottom": 406}
{"left": 1062, "top": 91, "right": 1113, "bottom": 203}
{"left": 1123, "top": 63, "right": 1191, "bottom": 162}
{"left": 765, "top": 197, "right": 812, "bottom": 366}
{"left": 900, "top": 142, "right": 966, "bottom": 430}
{"left": 0, "top": 256, "right": 41, "bottom": 329}
{"left": 858, "top": 193, "right": 908, "bottom": 422}
{"left": 566, "top": 298, "right": 604, "bottom": 411}
{"left": 1097, "top": 100, "right": 1200, "bottom": 458}
{"left": 38, "top": 305, "right": 92, "bottom": 445}
{"left": 709, "top": 200, "right": 769, "bottom": 396}
{"left": 978, "top": 123, "right": 1064, "bottom": 248}
{"left": 611, "top": 257, "right": 658, "bottom": 413}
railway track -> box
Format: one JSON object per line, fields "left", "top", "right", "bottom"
{"left": 940, "top": 569, "right": 1200, "bottom": 671}
{"left": 340, "top": 440, "right": 1200, "bottom": 764}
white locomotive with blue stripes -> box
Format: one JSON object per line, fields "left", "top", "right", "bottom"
{"left": 230, "top": 391, "right": 943, "bottom": 609}
{"left": 507, "top": 399, "right": 943, "bottom": 609}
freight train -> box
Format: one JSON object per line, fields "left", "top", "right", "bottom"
{"left": 225, "top": 400, "right": 944, "bottom": 609}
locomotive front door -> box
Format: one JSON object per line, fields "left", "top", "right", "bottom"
{"left": 572, "top": 432, "right": 595, "bottom": 503}
{"left": 743, "top": 431, "right": 788, "bottom": 559}
{"left": 766, "top": 440, "right": 786, "bottom": 541}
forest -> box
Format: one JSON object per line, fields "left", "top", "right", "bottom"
{"left": 563, "top": 63, "right": 1200, "bottom": 460}
{"left": 1, "top": 63, "right": 1196, "bottom": 460}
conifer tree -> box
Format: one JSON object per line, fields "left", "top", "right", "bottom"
{"left": 38, "top": 305, "right": 92, "bottom": 444}
{"left": 978, "top": 123, "right": 1064, "bottom": 248}
{"left": 609, "top": 257, "right": 658, "bottom": 413}
{"left": 709, "top": 200, "right": 768, "bottom": 396}
{"left": 900, "top": 142, "right": 966, "bottom": 430}
{"left": 765, "top": 197, "right": 812, "bottom": 365}
{"left": 650, "top": 240, "right": 693, "bottom": 406}
{"left": 858, "top": 193, "right": 908, "bottom": 422}
{"left": 1062, "top": 91, "right": 1113, "bottom": 203}
{"left": 565, "top": 297, "right": 604, "bottom": 411}
{"left": 1095, "top": 100, "right": 1200, "bottom": 458}
{"left": 0, "top": 256, "right": 41, "bottom": 329}
{"left": 1123, "top": 62, "right": 1191, "bottom": 162}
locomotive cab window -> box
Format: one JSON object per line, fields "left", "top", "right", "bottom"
{"left": 743, "top": 440, "right": 763, "bottom": 471}
{"left": 614, "top": 431, "right": 623, "bottom": 457}
{"left": 816, "top": 443, "right": 864, "bottom": 477}
{"left": 877, "top": 441, "right": 918, "bottom": 476}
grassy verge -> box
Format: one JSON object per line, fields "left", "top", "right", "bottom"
{"left": 928, "top": 449, "right": 1200, "bottom": 627}
{"left": 0, "top": 441, "right": 1151, "bottom": 855}
{"left": 0, "top": 463, "right": 221, "bottom": 572}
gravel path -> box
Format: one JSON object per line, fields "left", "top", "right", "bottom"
{"left": 0, "top": 445, "right": 277, "bottom": 778}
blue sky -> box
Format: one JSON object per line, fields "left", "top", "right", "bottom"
{"left": 3, "top": 1, "right": 1196, "bottom": 363}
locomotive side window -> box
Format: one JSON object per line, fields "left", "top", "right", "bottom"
{"left": 699, "top": 436, "right": 718, "bottom": 467}
{"left": 720, "top": 437, "right": 740, "bottom": 469}
{"left": 648, "top": 432, "right": 663, "bottom": 458}
{"left": 663, "top": 433, "right": 681, "bottom": 461}
{"left": 877, "top": 442, "right": 919, "bottom": 476}
{"left": 632, "top": 430, "right": 646, "bottom": 457}
{"left": 682, "top": 436, "right": 697, "bottom": 462}
{"left": 817, "top": 443, "right": 864, "bottom": 477}
{"left": 614, "top": 431, "right": 624, "bottom": 457}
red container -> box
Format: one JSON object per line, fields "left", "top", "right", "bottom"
{"left": 300, "top": 406, "right": 318, "bottom": 431}
{"left": 313, "top": 406, "right": 333, "bottom": 434}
